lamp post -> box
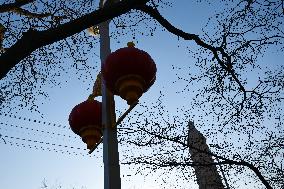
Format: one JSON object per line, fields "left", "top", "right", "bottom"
{"left": 69, "top": 1, "right": 156, "bottom": 189}
{"left": 97, "top": 0, "right": 121, "bottom": 187}
{"left": 99, "top": 20, "right": 121, "bottom": 189}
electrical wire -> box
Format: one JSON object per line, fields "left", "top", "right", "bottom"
{"left": 0, "top": 112, "right": 68, "bottom": 129}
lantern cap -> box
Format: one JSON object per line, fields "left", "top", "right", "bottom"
{"left": 127, "top": 41, "right": 135, "bottom": 47}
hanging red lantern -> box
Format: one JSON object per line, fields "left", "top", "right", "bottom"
{"left": 69, "top": 99, "right": 102, "bottom": 149}
{"left": 102, "top": 42, "right": 157, "bottom": 105}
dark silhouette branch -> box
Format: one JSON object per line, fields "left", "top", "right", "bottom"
{"left": 0, "top": 133, "right": 7, "bottom": 144}
{"left": 138, "top": 127, "right": 273, "bottom": 189}
{"left": 8, "top": 7, "right": 52, "bottom": 18}
{"left": 138, "top": 5, "right": 246, "bottom": 93}
{"left": 0, "top": 0, "right": 150, "bottom": 80}
{"left": 0, "top": 0, "right": 51, "bottom": 18}
{"left": 0, "top": 0, "right": 36, "bottom": 13}
{"left": 0, "top": 1, "right": 248, "bottom": 94}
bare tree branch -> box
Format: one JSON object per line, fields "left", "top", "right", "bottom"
{"left": 0, "top": 0, "right": 36, "bottom": 13}
{"left": 137, "top": 126, "right": 273, "bottom": 189}
{"left": 8, "top": 7, "right": 52, "bottom": 18}
{"left": 0, "top": 0, "right": 150, "bottom": 80}
{"left": 138, "top": 5, "right": 246, "bottom": 93}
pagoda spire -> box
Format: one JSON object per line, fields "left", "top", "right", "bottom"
{"left": 188, "top": 121, "right": 225, "bottom": 189}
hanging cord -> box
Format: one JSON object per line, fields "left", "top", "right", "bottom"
{"left": 92, "top": 72, "right": 102, "bottom": 99}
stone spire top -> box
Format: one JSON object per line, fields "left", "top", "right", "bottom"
{"left": 187, "top": 120, "right": 225, "bottom": 189}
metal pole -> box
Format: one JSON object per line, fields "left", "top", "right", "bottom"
{"left": 99, "top": 2, "right": 121, "bottom": 188}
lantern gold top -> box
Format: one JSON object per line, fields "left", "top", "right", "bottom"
{"left": 127, "top": 41, "right": 135, "bottom": 47}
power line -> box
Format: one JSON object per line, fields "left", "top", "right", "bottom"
{"left": 4, "top": 140, "right": 91, "bottom": 157}
{"left": 0, "top": 114, "right": 97, "bottom": 157}
{"left": 0, "top": 122, "right": 76, "bottom": 139}
{"left": 0, "top": 112, "right": 68, "bottom": 129}
{"left": 3, "top": 134, "right": 86, "bottom": 151}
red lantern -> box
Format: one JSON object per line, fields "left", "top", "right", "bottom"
{"left": 69, "top": 99, "right": 102, "bottom": 149}
{"left": 102, "top": 42, "right": 157, "bottom": 105}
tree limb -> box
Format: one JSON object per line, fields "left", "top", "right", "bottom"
{"left": 0, "top": 0, "right": 150, "bottom": 80}
{"left": 138, "top": 5, "right": 246, "bottom": 93}
{"left": 138, "top": 127, "right": 273, "bottom": 189}
{"left": 1, "top": 0, "right": 54, "bottom": 18}
{"left": 0, "top": 1, "right": 257, "bottom": 96}
{"left": 8, "top": 7, "right": 52, "bottom": 18}
{"left": 0, "top": 0, "right": 36, "bottom": 13}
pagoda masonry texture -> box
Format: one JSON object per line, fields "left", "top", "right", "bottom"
{"left": 188, "top": 121, "right": 225, "bottom": 189}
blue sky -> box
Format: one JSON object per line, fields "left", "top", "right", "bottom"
{"left": 0, "top": 2, "right": 199, "bottom": 188}
{"left": 0, "top": 1, "right": 283, "bottom": 189}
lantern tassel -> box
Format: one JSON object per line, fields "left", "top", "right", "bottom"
{"left": 88, "top": 72, "right": 102, "bottom": 101}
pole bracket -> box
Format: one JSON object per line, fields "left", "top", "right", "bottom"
{"left": 88, "top": 101, "right": 138, "bottom": 154}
